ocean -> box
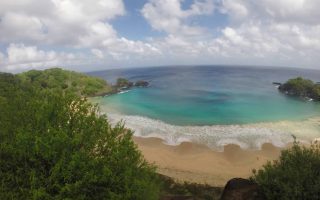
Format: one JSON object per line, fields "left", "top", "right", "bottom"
{"left": 89, "top": 66, "right": 320, "bottom": 150}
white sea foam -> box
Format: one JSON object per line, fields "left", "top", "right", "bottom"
{"left": 118, "top": 90, "right": 130, "bottom": 94}
{"left": 103, "top": 113, "right": 320, "bottom": 151}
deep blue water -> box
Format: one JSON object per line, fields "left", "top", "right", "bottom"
{"left": 89, "top": 66, "right": 320, "bottom": 125}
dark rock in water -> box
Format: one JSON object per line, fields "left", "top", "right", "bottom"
{"left": 135, "top": 80, "right": 149, "bottom": 87}
{"left": 272, "top": 82, "right": 282, "bottom": 86}
{"left": 116, "top": 77, "right": 133, "bottom": 89}
{"left": 99, "top": 79, "right": 150, "bottom": 97}
{"left": 220, "top": 178, "right": 263, "bottom": 200}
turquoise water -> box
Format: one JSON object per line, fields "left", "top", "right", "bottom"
{"left": 91, "top": 66, "right": 320, "bottom": 126}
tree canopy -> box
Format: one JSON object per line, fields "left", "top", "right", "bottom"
{"left": 279, "top": 77, "right": 320, "bottom": 101}
{"left": 0, "top": 73, "right": 160, "bottom": 199}
{"left": 17, "top": 68, "right": 112, "bottom": 96}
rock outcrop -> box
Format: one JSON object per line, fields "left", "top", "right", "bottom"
{"left": 220, "top": 178, "right": 263, "bottom": 200}
{"left": 135, "top": 80, "right": 149, "bottom": 87}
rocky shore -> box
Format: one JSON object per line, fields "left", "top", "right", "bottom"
{"left": 277, "top": 77, "right": 320, "bottom": 101}
{"left": 92, "top": 78, "right": 149, "bottom": 97}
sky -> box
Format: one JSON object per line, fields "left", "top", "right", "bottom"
{"left": 0, "top": 0, "right": 320, "bottom": 72}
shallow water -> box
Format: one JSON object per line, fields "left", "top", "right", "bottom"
{"left": 90, "top": 66, "right": 320, "bottom": 125}
{"left": 89, "top": 66, "right": 320, "bottom": 150}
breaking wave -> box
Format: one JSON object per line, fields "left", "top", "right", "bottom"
{"left": 103, "top": 113, "right": 317, "bottom": 151}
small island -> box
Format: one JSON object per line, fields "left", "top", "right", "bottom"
{"left": 113, "top": 78, "right": 149, "bottom": 93}
{"left": 278, "top": 77, "right": 320, "bottom": 101}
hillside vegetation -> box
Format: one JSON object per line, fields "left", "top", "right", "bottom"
{"left": 2, "top": 69, "right": 320, "bottom": 199}
{"left": 0, "top": 72, "right": 160, "bottom": 199}
{"left": 0, "top": 71, "right": 222, "bottom": 199}
{"left": 252, "top": 140, "right": 320, "bottom": 199}
{"left": 17, "top": 68, "right": 112, "bottom": 96}
{"left": 279, "top": 77, "right": 320, "bottom": 101}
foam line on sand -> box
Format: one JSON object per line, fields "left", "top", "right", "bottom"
{"left": 107, "top": 113, "right": 320, "bottom": 151}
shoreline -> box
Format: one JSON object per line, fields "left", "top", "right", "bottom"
{"left": 133, "top": 136, "right": 285, "bottom": 186}
{"left": 105, "top": 112, "right": 320, "bottom": 151}
{"left": 91, "top": 102, "right": 320, "bottom": 185}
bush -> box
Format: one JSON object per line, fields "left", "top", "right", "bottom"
{"left": 0, "top": 74, "right": 160, "bottom": 199}
{"left": 159, "top": 174, "right": 222, "bottom": 199}
{"left": 251, "top": 140, "right": 320, "bottom": 200}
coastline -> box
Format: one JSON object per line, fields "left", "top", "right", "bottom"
{"left": 134, "top": 136, "right": 284, "bottom": 186}
{"left": 91, "top": 98, "right": 320, "bottom": 186}
{"left": 105, "top": 112, "right": 320, "bottom": 151}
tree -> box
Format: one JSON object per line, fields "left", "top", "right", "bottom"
{"left": 251, "top": 140, "right": 320, "bottom": 200}
{"left": 0, "top": 74, "right": 160, "bottom": 199}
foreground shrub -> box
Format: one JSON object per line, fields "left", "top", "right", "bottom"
{"left": 159, "top": 174, "right": 223, "bottom": 200}
{"left": 0, "top": 74, "right": 160, "bottom": 199}
{"left": 252, "top": 140, "right": 320, "bottom": 200}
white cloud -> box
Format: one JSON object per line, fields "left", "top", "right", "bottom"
{"left": 0, "top": 0, "right": 125, "bottom": 46}
{"left": 7, "top": 43, "right": 56, "bottom": 64}
{"left": 91, "top": 49, "right": 104, "bottom": 59}
{"left": 51, "top": 0, "right": 125, "bottom": 22}
{"left": 0, "top": 0, "right": 165, "bottom": 71}
{"left": 221, "top": 0, "right": 319, "bottom": 24}
{"left": 0, "top": 12, "right": 46, "bottom": 43}
{"left": 142, "top": 0, "right": 214, "bottom": 35}
{"left": 256, "top": 0, "right": 320, "bottom": 25}
{"left": 1, "top": 43, "right": 78, "bottom": 72}
{"left": 201, "top": 0, "right": 320, "bottom": 68}
{"left": 222, "top": 27, "right": 248, "bottom": 46}
{"left": 1, "top": 0, "right": 320, "bottom": 71}
{"left": 220, "top": 0, "right": 248, "bottom": 20}
{"left": 79, "top": 22, "right": 117, "bottom": 48}
{"left": 99, "top": 37, "right": 162, "bottom": 61}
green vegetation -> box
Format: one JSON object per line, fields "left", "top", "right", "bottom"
{"left": 4, "top": 68, "right": 320, "bottom": 199}
{"left": 0, "top": 73, "right": 160, "bottom": 199}
{"left": 1, "top": 69, "right": 223, "bottom": 199}
{"left": 114, "top": 78, "right": 150, "bottom": 91}
{"left": 279, "top": 77, "right": 320, "bottom": 101}
{"left": 159, "top": 175, "right": 222, "bottom": 200}
{"left": 17, "top": 68, "right": 112, "bottom": 96}
{"left": 252, "top": 140, "right": 320, "bottom": 200}
{"left": 116, "top": 77, "right": 133, "bottom": 88}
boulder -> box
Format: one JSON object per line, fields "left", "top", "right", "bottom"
{"left": 220, "top": 178, "right": 263, "bottom": 200}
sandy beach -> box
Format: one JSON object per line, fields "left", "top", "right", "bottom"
{"left": 98, "top": 105, "right": 319, "bottom": 186}
{"left": 134, "top": 137, "right": 283, "bottom": 186}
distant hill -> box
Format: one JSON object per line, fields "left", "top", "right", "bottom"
{"left": 17, "top": 68, "right": 112, "bottom": 96}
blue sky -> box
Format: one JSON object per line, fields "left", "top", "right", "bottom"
{"left": 112, "top": 0, "right": 158, "bottom": 40}
{"left": 0, "top": 0, "right": 320, "bottom": 72}
{"left": 113, "top": 0, "right": 227, "bottom": 40}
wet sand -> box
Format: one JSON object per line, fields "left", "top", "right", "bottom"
{"left": 134, "top": 137, "right": 283, "bottom": 186}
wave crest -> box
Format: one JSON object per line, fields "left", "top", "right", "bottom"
{"left": 106, "top": 113, "right": 301, "bottom": 151}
